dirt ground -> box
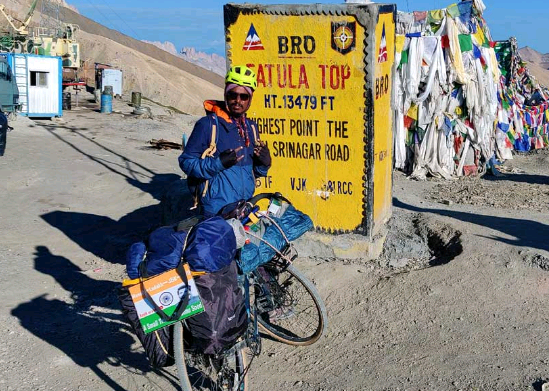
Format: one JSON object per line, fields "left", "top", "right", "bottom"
{"left": 2, "top": 92, "right": 549, "bottom": 391}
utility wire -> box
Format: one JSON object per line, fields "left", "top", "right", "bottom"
{"left": 83, "top": 0, "right": 122, "bottom": 34}
{"left": 95, "top": 0, "right": 141, "bottom": 40}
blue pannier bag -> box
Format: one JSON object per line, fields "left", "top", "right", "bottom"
{"left": 183, "top": 216, "right": 237, "bottom": 273}
{"left": 126, "top": 226, "right": 187, "bottom": 279}
{"left": 238, "top": 205, "right": 313, "bottom": 273}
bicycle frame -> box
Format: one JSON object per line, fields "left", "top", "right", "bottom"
{"left": 176, "top": 192, "right": 326, "bottom": 390}
{"left": 241, "top": 271, "right": 261, "bottom": 357}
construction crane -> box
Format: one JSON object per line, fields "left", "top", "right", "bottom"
{"left": 0, "top": 0, "right": 39, "bottom": 52}
{"left": 0, "top": 0, "right": 82, "bottom": 82}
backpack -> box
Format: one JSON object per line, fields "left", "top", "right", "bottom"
{"left": 184, "top": 261, "right": 248, "bottom": 355}
{"left": 185, "top": 113, "right": 260, "bottom": 209}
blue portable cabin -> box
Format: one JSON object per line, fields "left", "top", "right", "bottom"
{"left": 0, "top": 53, "right": 62, "bottom": 118}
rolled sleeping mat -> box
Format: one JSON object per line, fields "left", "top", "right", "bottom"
{"left": 226, "top": 218, "right": 247, "bottom": 249}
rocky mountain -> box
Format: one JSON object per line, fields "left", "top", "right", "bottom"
{"left": 519, "top": 46, "right": 549, "bottom": 89}
{"left": 520, "top": 46, "right": 549, "bottom": 67}
{"left": 143, "top": 41, "right": 226, "bottom": 76}
{"left": 141, "top": 40, "right": 179, "bottom": 56}
{"left": 180, "top": 47, "right": 225, "bottom": 76}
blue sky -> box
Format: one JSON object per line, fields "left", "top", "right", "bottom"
{"left": 68, "top": 0, "right": 549, "bottom": 56}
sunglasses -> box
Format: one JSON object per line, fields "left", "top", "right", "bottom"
{"left": 226, "top": 91, "right": 251, "bottom": 102}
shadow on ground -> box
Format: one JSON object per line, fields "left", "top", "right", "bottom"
{"left": 484, "top": 173, "right": 549, "bottom": 185}
{"left": 41, "top": 172, "right": 184, "bottom": 264}
{"left": 37, "top": 123, "right": 195, "bottom": 264}
{"left": 394, "top": 197, "right": 549, "bottom": 253}
{"left": 11, "top": 246, "right": 180, "bottom": 390}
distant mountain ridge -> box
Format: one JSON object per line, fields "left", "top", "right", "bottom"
{"left": 180, "top": 47, "right": 226, "bottom": 77}
{"left": 142, "top": 41, "right": 226, "bottom": 76}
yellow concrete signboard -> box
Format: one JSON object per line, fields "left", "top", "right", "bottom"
{"left": 373, "top": 11, "right": 395, "bottom": 229}
{"left": 225, "top": 3, "right": 395, "bottom": 235}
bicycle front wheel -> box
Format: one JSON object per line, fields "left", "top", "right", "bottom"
{"left": 174, "top": 322, "right": 249, "bottom": 391}
{"left": 255, "top": 264, "right": 327, "bottom": 346}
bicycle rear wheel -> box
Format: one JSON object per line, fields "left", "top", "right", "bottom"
{"left": 174, "top": 322, "right": 249, "bottom": 391}
{"left": 255, "top": 264, "right": 327, "bottom": 346}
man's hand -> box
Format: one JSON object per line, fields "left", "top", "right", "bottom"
{"left": 219, "top": 146, "right": 244, "bottom": 168}
{"left": 254, "top": 141, "right": 271, "bottom": 167}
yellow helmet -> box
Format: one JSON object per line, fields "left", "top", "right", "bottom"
{"left": 225, "top": 65, "right": 257, "bottom": 90}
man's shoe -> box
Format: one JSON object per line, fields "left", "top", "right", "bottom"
{"left": 268, "top": 306, "right": 295, "bottom": 322}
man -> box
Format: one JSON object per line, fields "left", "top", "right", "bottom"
{"left": 179, "top": 65, "right": 271, "bottom": 216}
{"left": 0, "top": 110, "right": 10, "bottom": 157}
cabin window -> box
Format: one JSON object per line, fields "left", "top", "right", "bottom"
{"left": 0, "top": 62, "right": 8, "bottom": 81}
{"left": 30, "top": 71, "right": 48, "bottom": 87}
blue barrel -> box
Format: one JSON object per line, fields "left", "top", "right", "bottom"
{"left": 100, "top": 93, "right": 112, "bottom": 113}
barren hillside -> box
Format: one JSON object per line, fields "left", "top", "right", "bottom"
{"left": 524, "top": 61, "right": 549, "bottom": 89}
{"left": 519, "top": 46, "right": 549, "bottom": 88}
{"left": 57, "top": 4, "right": 225, "bottom": 115}
{"left": 57, "top": 5, "right": 224, "bottom": 87}
{"left": 520, "top": 46, "right": 545, "bottom": 64}
{"left": 2, "top": 0, "right": 225, "bottom": 115}
{"left": 79, "top": 30, "right": 223, "bottom": 115}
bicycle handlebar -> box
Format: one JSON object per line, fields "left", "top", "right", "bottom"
{"left": 247, "top": 192, "right": 292, "bottom": 207}
{"left": 218, "top": 192, "right": 292, "bottom": 221}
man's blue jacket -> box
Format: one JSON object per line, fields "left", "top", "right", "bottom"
{"left": 179, "top": 100, "right": 270, "bottom": 216}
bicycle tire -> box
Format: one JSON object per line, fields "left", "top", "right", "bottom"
{"left": 255, "top": 264, "right": 327, "bottom": 346}
{"left": 174, "top": 322, "right": 249, "bottom": 391}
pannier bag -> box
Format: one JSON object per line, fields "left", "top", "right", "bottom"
{"left": 122, "top": 216, "right": 242, "bottom": 358}
{"left": 238, "top": 205, "right": 313, "bottom": 273}
{"left": 118, "top": 288, "right": 175, "bottom": 368}
{"left": 184, "top": 261, "right": 248, "bottom": 355}
{"left": 122, "top": 225, "right": 187, "bottom": 367}
{"left": 118, "top": 264, "right": 198, "bottom": 368}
